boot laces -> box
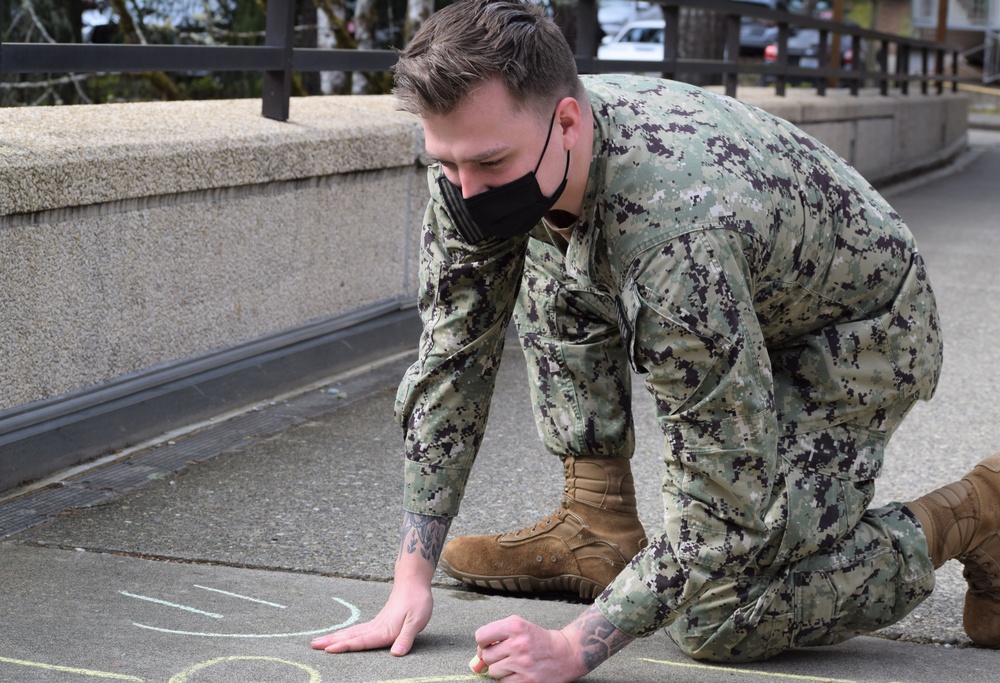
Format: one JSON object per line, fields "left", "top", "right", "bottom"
{"left": 962, "top": 547, "right": 1000, "bottom": 595}
{"left": 511, "top": 508, "right": 566, "bottom": 537}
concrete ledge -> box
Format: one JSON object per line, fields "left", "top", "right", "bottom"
{"left": 1, "top": 97, "right": 429, "bottom": 416}
{"left": 0, "top": 96, "right": 423, "bottom": 216}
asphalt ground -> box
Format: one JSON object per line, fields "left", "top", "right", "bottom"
{"left": 1, "top": 127, "right": 998, "bottom": 683}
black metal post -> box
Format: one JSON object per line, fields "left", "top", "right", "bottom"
{"left": 775, "top": 21, "right": 788, "bottom": 97}
{"left": 921, "top": 46, "right": 929, "bottom": 94}
{"left": 898, "top": 42, "right": 910, "bottom": 95}
{"left": 848, "top": 33, "right": 860, "bottom": 95}
{"left": 662, "top": 4, "right": 679, "bottom": 81}
{"left": 262, "top": 0, "right": 296, "bottom": 122}
{"left": 1, "top": 0, "right": 5, "bottom": 73}
{"left": 724, "top": 12, "right": 740, "bottom": 98}
{"left": 817, "top": 29, "right": 829, "bottom": 96}
{"left": 577, "top": 0, "right": 598, "bottom": 68}
{"left": 935, "top": 47, "right": 944, "bottom": 94}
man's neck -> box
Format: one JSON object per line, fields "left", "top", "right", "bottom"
{"left": 546, "top": 209, "right": 579, "bottom": 231}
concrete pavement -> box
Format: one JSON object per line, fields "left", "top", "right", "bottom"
{"left": 1, "top": 541, "right": 996, "bottom": 683}
{"left": 1, "top": 128, "right": 999, "bottom": 683}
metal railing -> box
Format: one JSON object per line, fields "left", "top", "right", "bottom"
{"left": 0, "top": 0, "right": 960, "bottom": 122}
{"left": 577, "top": 0, "right": 960, "bottom": 98}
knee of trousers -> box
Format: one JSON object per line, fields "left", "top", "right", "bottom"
{"left": 668, "top": 507, "right": 937, "bottom": 663}
{"left": 663, "top": 574, "right": 793, "bottom": 664}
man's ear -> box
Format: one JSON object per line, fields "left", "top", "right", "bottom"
{"left": 555, "top": 96, "right": 582, "bottom": 151}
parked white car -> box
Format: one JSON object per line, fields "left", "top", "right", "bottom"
{"left": 597, "top": 2, "right": 806, "bottom": 63}
{"left": 597, "top": 0, "right": 661, "bottom": 39}
{"left": 596, "top": 19, "right": 665, "bottom": 63}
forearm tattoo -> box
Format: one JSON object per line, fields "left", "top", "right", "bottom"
{"left": 574, "top": 605, "right": 635, "bottom": 672}
{"left": 399, "top": 512, "right": 452, "bottom": 564}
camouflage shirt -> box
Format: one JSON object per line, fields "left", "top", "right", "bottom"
{"left": 395, "top": 75, "right": 941, "bottom": 636}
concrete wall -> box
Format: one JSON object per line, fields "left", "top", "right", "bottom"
{"left": 1, "top": 96, "right": 427, "bottom": 413}
{"left": 732, "top": 87, "right": 970, "bottom": 185}
{"left": 0, "top": 87, "right": 968, "bottom": 492}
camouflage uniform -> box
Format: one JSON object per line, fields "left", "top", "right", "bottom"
{"left": 395, "top": 75, "right": 943, "bottom": 661}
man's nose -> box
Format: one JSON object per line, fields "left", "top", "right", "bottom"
{"left": 458, "top": 170, "right": 487, "bottom": 199}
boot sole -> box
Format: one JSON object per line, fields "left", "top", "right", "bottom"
{"left": 439, "top": 557, "right": 605, "bottom": 601}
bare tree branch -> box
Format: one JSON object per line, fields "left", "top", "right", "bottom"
{"left": 109, "top": 0, "right": 185, "bottom": 100}
{"left": 0, "top": 73, "right": 108, "bottom": 91}
{"left": 22, "top": 0, "right": 57, "bottom": 43}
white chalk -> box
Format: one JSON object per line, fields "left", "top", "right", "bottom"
{"left": 469, "top": 654, "right": 489, "bottom": 675}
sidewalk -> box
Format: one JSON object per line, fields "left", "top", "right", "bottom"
{"left": 970, "top": 111, "right": 1000, "bottom": 131}
{"left": 1, "top": 129, "right": 999, "bottom": 683}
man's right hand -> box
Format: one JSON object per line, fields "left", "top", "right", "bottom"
{"left": 311, "top": 512, "right": 451, "bottom": 656}
{"left": 311, "top": 578, "right": 434, "bottom": 655}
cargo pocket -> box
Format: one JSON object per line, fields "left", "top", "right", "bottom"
{"left": 773, "top": 426, "right": 884, "bottom": 566}
{"left": 792, "top": 545, "right": 901, "bottom": 648}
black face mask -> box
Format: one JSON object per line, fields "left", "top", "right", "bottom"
{"left": 437, "top": 108, "right": 571, "bottom": 245}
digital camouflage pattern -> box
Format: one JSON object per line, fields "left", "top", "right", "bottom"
{"left": 395, "top": 75, "right": 943, "bottom": 660}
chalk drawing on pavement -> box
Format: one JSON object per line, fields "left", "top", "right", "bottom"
{"left": 126, "top": 589, "right": 360, "bottom": 638}
{"left": 0, "top": 656, "right": 143, "bottom": 681}
{"left": 640, "top": 657, "right": 909, "bottom": 683}
{"left": 0, "top": 653, "right": 916, "bottom": 683}
{"left": 1, "top": 654, "right": 491, "bottom": 683}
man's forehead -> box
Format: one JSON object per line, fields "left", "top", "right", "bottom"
{"left": 420, "top": 106, "right": 540, "bottom": 163}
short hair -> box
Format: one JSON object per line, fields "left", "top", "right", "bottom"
{"left": 393, "top": 0, "right": 583, "bottom": 118}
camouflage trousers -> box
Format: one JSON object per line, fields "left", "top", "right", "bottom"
{"left": 512, "top": 235, "right": 938, "bottom": 662}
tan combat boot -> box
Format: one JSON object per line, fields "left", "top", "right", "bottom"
{"left": 439, "top": 456, "right": 648, "bottom": 600}
{"left": 905, "top": 452, "right": 1000, "bottom": 648}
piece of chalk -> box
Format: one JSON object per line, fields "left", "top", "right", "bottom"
{"left": 469, "top": 654, "right": 489, "bottom": 675}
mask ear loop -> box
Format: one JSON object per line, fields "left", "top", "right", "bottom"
{"left": 533, "top": 108, "right": 560, "bottom": 175}
{"left": 535, "top": 108, "right": 572, "bottom": 194}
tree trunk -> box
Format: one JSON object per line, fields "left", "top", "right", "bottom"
{"left": 109, "top": 0, "right": 185, "bottom": 99}
{"left": 352, "top": 0, "right": 378, "bottom": 94}
{"left": 550, "top": 0, "right": 579, "bottom": 50}
{"left": 300, "top": 0, "right": 321, "bottom": 96}
{"left": 404, "top": 0, "right": 434, "bottom": 45}
{"left": 315, "top": 0, "right": 352, "bottom": 94}
{"left": 675, "top": 7, "right": 727, "bottom": 87}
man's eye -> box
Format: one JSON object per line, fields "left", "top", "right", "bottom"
{"left": 480, "top": 159, "right": 503, "bottom": 168}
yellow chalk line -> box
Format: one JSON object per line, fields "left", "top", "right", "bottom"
{"left": 0, "top": 656, "right": 143, "bottom": 681}
{"left": 640, "top": 657, "right": 859, "bottom": 683}
{"left": 168, "top": 656, "right": 320, "bottom": 683}
{"left": 360, "top": 677, "right": 485, "bottom": 683}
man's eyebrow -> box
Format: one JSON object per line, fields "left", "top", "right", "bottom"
{"left": 428, "top": 145, "right": 511, "bottom": 165}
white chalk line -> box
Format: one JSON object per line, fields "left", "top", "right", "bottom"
{"left": 131, "top": 596, "right": 360, "bottom": 638}
{"left": 119, "top": 591, "right": 222, "bottom": 619}
{"left": 192, "top": 584, "right": 287, "bottom": 608}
